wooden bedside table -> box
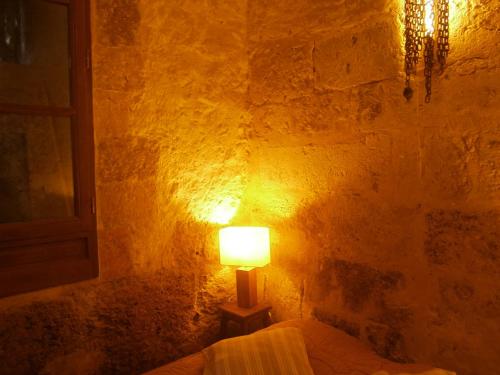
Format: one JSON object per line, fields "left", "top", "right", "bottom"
{"left": 219, "top": 302, "right": 272, "bottom": 338}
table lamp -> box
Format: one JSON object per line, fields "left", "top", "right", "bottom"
{"left": 219, "top": 226, "right": 270, "bottom": 308}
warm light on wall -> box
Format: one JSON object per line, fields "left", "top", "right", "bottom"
{"left": 208, "top": 199, "right": 239, "bottom": 224}
{"left": 403, "top": 0, "right": 449, "bottom": 102}
{"left": 187, "top": 196, "right": 240, "bottom": 224}
{"left": 180, "top": 186, "right": 242, "bottom": 224}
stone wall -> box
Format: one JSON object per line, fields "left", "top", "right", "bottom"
{"left": 0, "top": 1, "right": 498, "bottom": 375}
{"left": 242, "top": 1, "right": 499, "bottom": 375}
{"left": 0, "top": 0, "right": 247, "bottom": 373}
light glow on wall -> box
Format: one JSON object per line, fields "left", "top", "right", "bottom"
{"left": 207, "top": 198, "right": 239, "bottom": 224}
{"left": 187, "top": 194, "right": 241, "bottom": 224}
{"left": 448, "top": 0, "right": 466, "bottom": 39}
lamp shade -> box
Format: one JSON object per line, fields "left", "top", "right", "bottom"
{"left": 219, "top": 226, "right": 270, "bottom": 267}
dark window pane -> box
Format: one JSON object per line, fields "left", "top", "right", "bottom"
{"left": 0, "top": 114, "right": 74, "bottom": 223}
{"left": 0, "top": 0, "right": 70, "bottom": 106}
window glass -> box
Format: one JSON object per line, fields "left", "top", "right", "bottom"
{"left": 0, "top": 114, "right": 74, "bottom": 223}
{"left": 0, "top": 0, "right": 70, "bottom": 106}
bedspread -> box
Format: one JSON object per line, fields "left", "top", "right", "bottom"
{"left": 143, "top": 319, "right": 444, "bottom": 375}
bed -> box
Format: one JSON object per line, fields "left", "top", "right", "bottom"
{"left": 143, "top": 319, "right": 446, "bottom": 375}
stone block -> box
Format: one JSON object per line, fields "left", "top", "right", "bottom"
{"left": 93, "top": 46, "right": 145, "bottom": 92}
{"left": 95, "top": 0, "right": 140, "bottom": 47}
{"left": 97, "top": 228, "right": 134, "bottom": 280}
{"left": 96, "top": 136, "right": 160, "bottom": 182}
{"left": 424, "top": 210, "right": 499, "bottom": 272}
{"left": 96, "top": 179, "right": 157, "bottom": 229}
{"left": 313, "top": 259, "right": 404, "bottom": 313}
{"left": 314, "top": 22, "right": 399, "bottom": 90}
{"left": 420, "top": 130, "right": 475, "bottom": 203}
{"left": 479, "top": 130, "right": 500, "bottom": 198}
{"left": 356, "top": 82, "right": 384, "bottom": 122}
{"left": 248, "top": 0, "right": 389, "bottom": 42}
{"left": 93, "top": 89, "right": 143, "bottom": 138}
{"left": 249, "top": 38, "right": 314, "bottom": 105}
{"left": 248, "top": 96, "right": 366, "bottom": 148}
{"left": 333, "top": 260, "right": 404, "bottom": 312}
{"left": 430, "top": 70, "right": 500, "bottom": 111}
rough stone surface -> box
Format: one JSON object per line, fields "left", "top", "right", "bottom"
{"left": 314, "top": 21, "right": 400, "bottom": 90}
{"left": 245, "top": 1, "right": 500, "bottom": 375}
{"left": 0, "top": 0, "right": 247, "bottom": 374}
{"left": 0, "top": 1, "right": 499, "bottom": 375}
{"left": 0, "top": 271, "right": 225, "bottom": 374}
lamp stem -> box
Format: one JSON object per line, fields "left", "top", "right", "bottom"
{"left": 236, "top": 266, "right": 258, "bottom": 308}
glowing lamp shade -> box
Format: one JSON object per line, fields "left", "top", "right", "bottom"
{"left": 219, "top": 226, "right": 270, "bottom": 267}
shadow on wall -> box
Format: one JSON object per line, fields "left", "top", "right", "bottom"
{"left": 256, "top": 193, "right": 412, "bottom": 362}
{"left": 258, "top": 191, "right": 499, "bottom": 371}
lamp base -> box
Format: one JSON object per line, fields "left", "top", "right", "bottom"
{"left": 236, "top": 266, "right": 258, "bottom": 308}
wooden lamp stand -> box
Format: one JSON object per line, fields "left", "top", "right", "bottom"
{"left": 236, "top": 266, "right": 257, "bottom": 308}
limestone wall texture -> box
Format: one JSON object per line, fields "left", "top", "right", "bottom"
{"left": 0, "top": 0, "right": 499, "bottom": 375}
{"left": 0, "top": 0, "right": 247, "bottom": 373}
{"left": 243, "top": 1, "right": 500, "bottom": 375}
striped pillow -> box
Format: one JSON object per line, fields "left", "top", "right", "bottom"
{"left": 202, "top": 327, "right": 314, "bottom": 375}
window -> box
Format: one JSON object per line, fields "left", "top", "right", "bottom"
{"left": 0, "top": 0, "right": 97, "bottom": 297}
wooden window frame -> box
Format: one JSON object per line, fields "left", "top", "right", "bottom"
{"left": 0, "top": 0, "right": 98, "bottom": 297}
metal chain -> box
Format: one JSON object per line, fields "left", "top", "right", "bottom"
{"left": 424, "top": 36, "right": 434, "bottom": 103}
{"left": 404, "top": 0, "right": 449, "bottom": 102}
{"left": 404, "top": 0, "right": 425, "bottom": 100}
{"left": 436, "top": 0, "right": 449, "bottom": 70}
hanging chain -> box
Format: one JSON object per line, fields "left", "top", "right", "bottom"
{"left": 423, "top": 0, "right": 435, "bottom": 102}
{"left": 404, "top": 0, "right": 449, "bottom": 102}
{"left": 404, "top": 0, "right": 425, "bottom": 100}
{"left": 424, "top": 36, "right": 434, "bottom": 103}
{"left": 436, "top": 0, "right": 449, "bottom": 70}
